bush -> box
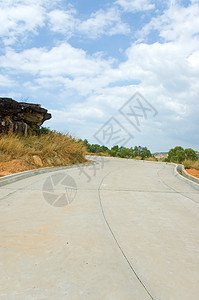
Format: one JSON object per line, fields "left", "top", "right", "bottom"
{"left": 185, "top": 148, "right": 198, "bottom": 161}
{"left": 168, "top": 146, "right": 197, "bottom": 163}
{"left": 183, "top": 159, "right": 199, "bottom": 171}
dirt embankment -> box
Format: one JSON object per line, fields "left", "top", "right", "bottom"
{"left": 185, "top": 168, "right": 199, "bottom": 179}
{"left": 0, "top": 134, "right": 87, "bottom": 178}
{"left": 0, "top": 160, "right": 33, "bottom": 177}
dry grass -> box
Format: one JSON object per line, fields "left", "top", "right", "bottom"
{"left": 183, "top": 159, "right": 199, "bottom": 171}
{"left": 0, "top": 133, "right": 87, "bottom": 169}
{"left": 144, "top": 157, "right": 157, "bottom": 162}
{"left": 133, "top": 156, "right": 142, "bottom": 160}
{"left": 86, "top": 152, "right": 110, "bottom": 157}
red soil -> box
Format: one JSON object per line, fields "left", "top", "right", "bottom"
{"left": 0, "top": 160, "right": 30, "bottom": 177}
{"left": 185, "top": 168, "right": 199, "bottom": 179}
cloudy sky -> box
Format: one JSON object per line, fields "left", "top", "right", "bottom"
{"left": 0, "top": 0, "right": 199, "bottom": 152}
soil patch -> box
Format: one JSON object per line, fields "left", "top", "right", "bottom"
{"left": 0, "top": 160, "right": 32, "bottom": 177}
{"left": 185, "top": 168, "right": 199, "bottom": 179}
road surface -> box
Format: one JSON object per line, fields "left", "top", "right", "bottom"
{"left": 0, "top": 157, "right": 199, "bottom": 299}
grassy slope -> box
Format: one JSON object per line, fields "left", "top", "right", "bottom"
{"left": 0, "top": 132, "right": 87, "bottom": 171}
{"left": 183, "top": 159, "right": 199, "bottom": 171}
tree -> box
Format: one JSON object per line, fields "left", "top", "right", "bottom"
{"left": 101, "top": 145, "right": 109, "bottom": 153}
{"left": 140, "top": 147, "right": 151, "bottom": 159}
{"left": 168, "top": 146, "right": 184, "bottom": 162}
{"left": 168, "top": 146, "right": 197, "bottom": 163}
{"left": 108, "top": 145, "right": 119, "bottom": 157}
{"left": 81, "top": 139, "right": 153, "bottom": 160}
{"left": 176, "top": 149, "right": 185, "bottom": 163}
{"left": 34, "top": 126, "right": 52, "bottom": 136}
{"left": 118, "top": 147, "right": 131, "bottom": 158}
{"left": 89, "top": 144, "right": 102, "bottom": 153}
{"left": 185, "top": 148, "right": 197, "bottom": 161}
{"left": 133, "top": 146, "right": 139, "bottom": 157}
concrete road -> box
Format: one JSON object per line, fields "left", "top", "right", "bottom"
{"left": 0, "top": 157, "right": 199, "bottom": 300}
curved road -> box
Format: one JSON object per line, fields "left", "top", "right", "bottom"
{"left": 0, "top": 157, "right": 199, "bottom": 299}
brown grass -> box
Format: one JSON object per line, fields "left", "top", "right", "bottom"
{"left": 0, "top": 133, "right": 87, "bottom": 170}
{"left": 86, "top": 152, "right": 110, "bottom": 157}
{"left": 183, "top": 159, "right": 199, "bottom": 171}
{"left": 144, "top": 157, "right": 157, "bottom": 162}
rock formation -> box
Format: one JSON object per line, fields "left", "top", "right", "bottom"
{"left": 0, "top": 98, "right": 52, "bottom": 136}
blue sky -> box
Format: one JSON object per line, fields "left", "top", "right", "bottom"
{"left": 0, "top": 0, "right": 199, "bottom": 152}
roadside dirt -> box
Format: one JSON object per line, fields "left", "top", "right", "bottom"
{"left": 0, "top": 160, "right": 32, "bottom": 177}
{"left": 185, "top": 168, "right": 199, "bottom": 179}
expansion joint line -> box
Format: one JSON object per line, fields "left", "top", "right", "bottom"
{"left": 97, "top": 170, "right": 154, "bottom": 300}
{"left": 157, "top": 167, "right": 199, "bottom": 205}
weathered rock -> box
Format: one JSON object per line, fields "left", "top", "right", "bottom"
{"left": 33, "top": 155, "right": 43, "bottom": 166}
{"left": 0, "top": 98, "right": 51, "bottom": 135}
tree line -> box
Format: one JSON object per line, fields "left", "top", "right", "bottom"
{"left": 83, "top": 139, "right": 152, "bottom": 159}
{"left": 166, "top": 146, "right": 198, "bottom": 163}
{"left": 83, "top": 140, "right": 198, "bottom": 163}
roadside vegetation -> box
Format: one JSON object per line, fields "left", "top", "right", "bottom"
{"left": 83, "top": 139, "right": 153, "bottom": 160}
{"left": 0, "top": 127, "right": 198, "bottom": 177}
{"left": 165, "top": 146, "right": 199, "bottom": 171}
{"left": 183, "top": 160, "right": 199, "bottom": 171}
{"left": 84, "top": 141, "right": 199, "bottom": 172}
{"left": 0, "top": 128, "right": 86, "bottom": 170}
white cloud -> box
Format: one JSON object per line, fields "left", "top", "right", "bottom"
{"left": 0, "top": 43, "right": 114, "bottom": 78}
{"left": 1, "top": 0, "right": 60, "bottom": 9}
{"left": 2, "top": 37, "right": 198, "bottom": 122}
{"left": 48, "top": 8, "right": 77, "bottom": 38}
{"left": 169, "top": 0, "right": 176, "bottom": 8}
{"left": 52, "top": 36, "right": 199, "bottom": 142}
{"left": 140, "top": 3, "right": 199, "bottom": 42}
{"left": 78, "top": 7, "right": 130, "bottom": 38}
{"left": 116, "top": 0, "right": 155, "bottom": 12}
{"left": 50, "top": 105, "right": 104, "bottom": 124}
{"left": 187, "top": 51, "right": 199, "bottom": 73}
{"left": 0, "top": 43, "right": 116, "bottom": 97}
{"left": 48, "top": 7, "right": 130, "bottom": 38}
{"left": 119, "top": 40, "right": 198, "bottom": 98}
{"left": 0, "top": 74, "right": 16, "bottom": 87}
{"left": 0, "top": 1, "right": 46, "bottom": 44}
{"left": 0, "top": 1, "right": 130, "bottom": 45}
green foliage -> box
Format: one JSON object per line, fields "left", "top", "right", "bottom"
{"left": 185, "top": 148, "right": 198, "bottom": 161}
{"left": 38, "top": 126, "right": 52, "bottom": 135}
{"left": 29, "top": 126, "right": 53, "bottom": 136}
{"left": 83, "top": 139, "right": 152, "bottom": 160}
{"left": 109, "top": 145, "right": 119, "bottom": 157}
{"left": 167, "top": 146, "right": 197, "bottom": 163}
{"left": 176, "top": 149, "right": 185, "bottom": 163}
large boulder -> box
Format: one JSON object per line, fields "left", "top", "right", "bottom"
{"left": 0, "top": 98, "right": 52, "bottom": 136}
